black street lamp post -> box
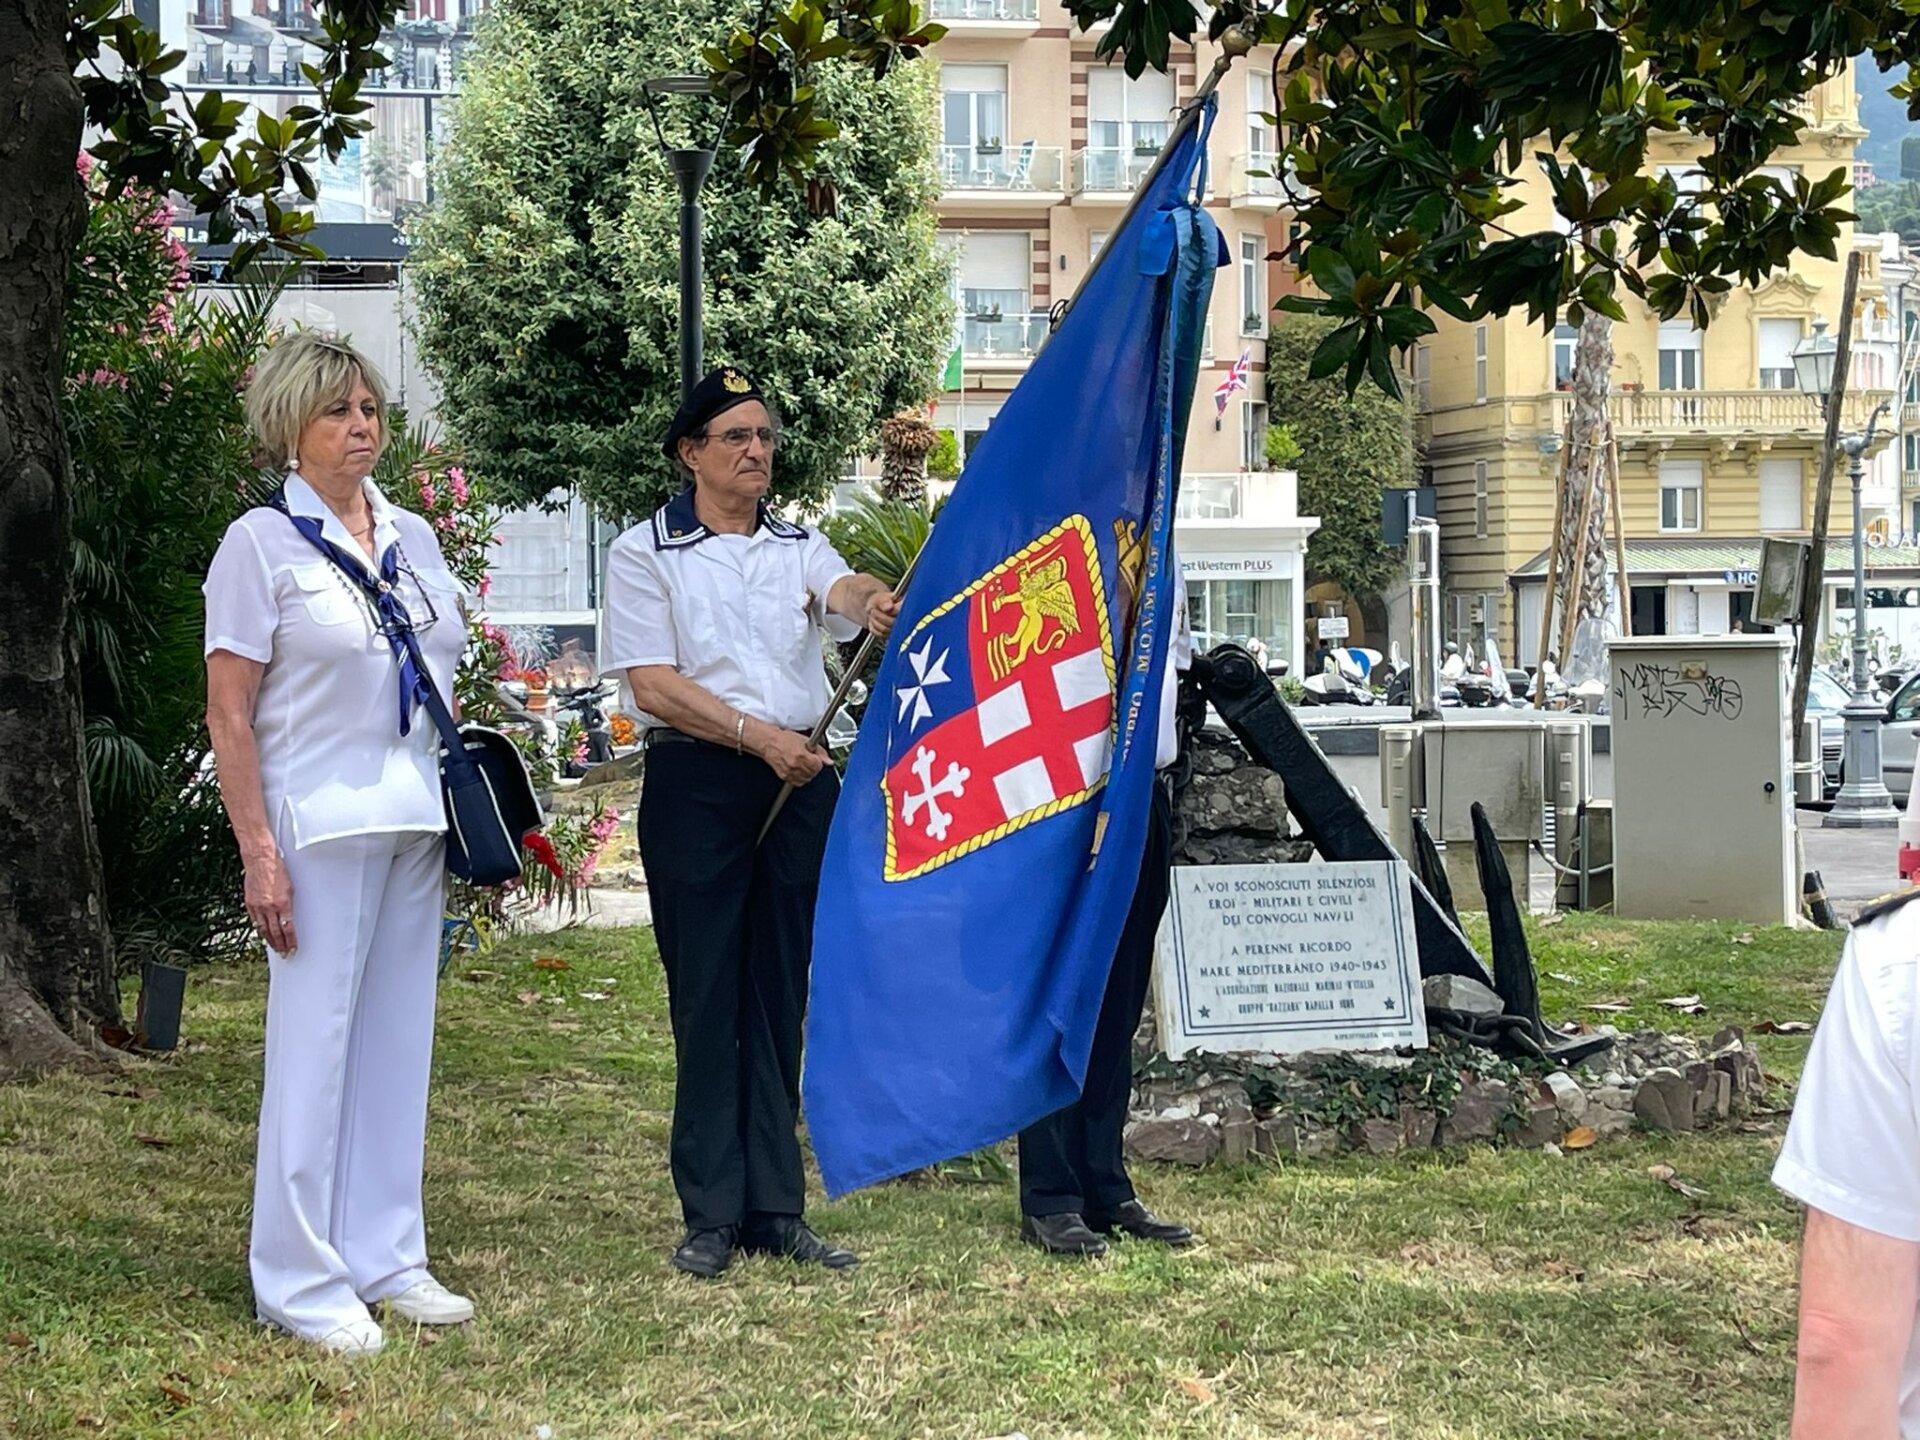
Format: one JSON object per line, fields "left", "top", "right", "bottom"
{"left": 641, "top": 74, "right": 727, "bottom": 404}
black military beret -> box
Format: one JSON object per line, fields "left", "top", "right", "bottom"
{"left": 662, "top": 366, "right": 767, "bottom": 460}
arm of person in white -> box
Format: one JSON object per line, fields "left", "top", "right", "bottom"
{"left": 804, "top": 530, "right": 898, "bottom": 641}
{"left": 202, "top": 523, "right": 297, "bottom": 955}
{"left": 1775, "top": 921, "right": 1920, "bottom": 1438}
{"left": 1793, "top": 1210, "right": 1920, "bottom": 1439}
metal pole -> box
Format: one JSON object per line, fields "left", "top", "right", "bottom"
{"left": 1408, "top": 517, "right": 1441, "bottom": 719}
{"left": 669, "top": 148, "right": 715, "bottom": 403}
{"left": 1830, "top": 408, "right": 1899, "bottom": 827}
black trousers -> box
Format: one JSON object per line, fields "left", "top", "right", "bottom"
{"left": 1017, "top": 780, "right": 1174, "bottom": 1218}
{"left": 638, "top": 742, "right": 838, "bottom": 1232}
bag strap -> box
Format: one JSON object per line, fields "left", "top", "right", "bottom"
{"left": 267, "top": 489, "right": 473, "bottom": 769}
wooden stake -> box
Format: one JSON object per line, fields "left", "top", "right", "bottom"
{"left": 1789, "top": 251, "right": 1863, "bottom": 750}
{"left": 1534, "top": 416, "right": 1572, "bottom": 705}
{"left": 1606, "top": 434, "right": 1633, "bottom": 636}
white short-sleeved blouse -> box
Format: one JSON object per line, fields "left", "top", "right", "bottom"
{"left": 203, "top": 472, "right": 467, "bottom": 849}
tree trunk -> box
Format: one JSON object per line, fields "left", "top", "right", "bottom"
{"left": 0, "top": 0, "right": 121, "bottom": 1078}
{"left": 1553, "top": 309, "right": 1617, "bottom": 659}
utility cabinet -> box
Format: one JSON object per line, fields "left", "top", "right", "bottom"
{"left": 1608, "top": 634, "right": 1795, "bottom": 925}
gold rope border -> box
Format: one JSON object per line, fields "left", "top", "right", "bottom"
{"left": 880, "top": 515, "right": 1116, "bottom": 883}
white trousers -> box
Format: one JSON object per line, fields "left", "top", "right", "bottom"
{"left": 250, "top": 824, "right": 445, "bottom": 1339}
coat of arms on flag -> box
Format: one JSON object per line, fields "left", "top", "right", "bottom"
{"left": 880, "top": 515, "right": 1115, "bottom": 881}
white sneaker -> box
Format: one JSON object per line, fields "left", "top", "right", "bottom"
{"left": 316, "top": 1318, "right": 385, "bottom": 1356}
{"left": 384, "top": 1277, "right": 475, "bottom": 1326}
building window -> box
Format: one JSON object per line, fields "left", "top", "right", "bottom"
{"left": 940, "top": 63, "right": 1008, "bottom": 185}
{"left": 1905, "top": 430, "right": 1920, "bottom": 476}
{"left": 1240, "top": 233, "right": 1266, "bottom": 334}
{"left": 1658, "top": 321, "right": 1704, "bottom": 391}
{"left": 952, "top": 232, "right": 1035, "bottom": 358}
{"left": 1552, "top": 323, "right": 1578, "bottom": 389}
{"left": 1240, "top": 399, "right": 1267, "bottom": 470}
{"left": 1086, "top": 67, "right": 1174, "bottom": 190}
{"left": 1757, "top": 317, "right": 1803, "bottom": 390}
{"left": 1089, "top": 230, "right": 1108, "bottom": 266}
{"left": 1247, "top": 69, "right": 1275, "bottom": 160}
{"left": 1474, "top": 324, "right": 1488, "bottom": 402}
{"left": 1190, "top": 576, "right": 1294, "bottom": 670}
{"left": 1412, "top": 344, "right": 1432, "bottom": 413}
{"left": 1474, "top": 460, "right": 1489, "bottom": 539}
{"left": 1660, "top": 459, "right": 1703, "bottom": 532}
{"left": 1759, "top": 457, "right": 1803, "bottom": 531}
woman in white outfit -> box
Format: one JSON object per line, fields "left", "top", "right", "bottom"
{"left": 204, "top": 330, "right": 473, "bottom": 1355}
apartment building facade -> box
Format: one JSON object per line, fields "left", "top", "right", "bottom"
{"left": 1415, "top": 65, "right": 1916, "bottom": 665}
{"left": 920, "top": 0, "right": 1318, "bottom": 676}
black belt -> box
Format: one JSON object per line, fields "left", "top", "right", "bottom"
{"left": 645, "top": 726, "right": 810, "bottom": 751}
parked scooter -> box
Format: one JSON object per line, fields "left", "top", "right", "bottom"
{"left": 551, "top": 679, "right": 617, "bottom": 777}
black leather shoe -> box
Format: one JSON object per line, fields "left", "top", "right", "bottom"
{"left": 741, "top": 1215, "right": 859, "bottom": 1270}
{"left": 1086, "top": 1199, "right": 1194, "bottom": 1246}
{"left": 1020, "top": 1212, "right": 1109, "bottom": 1257}
{"left": 671, "top": 1225, "right": 738, "bottom": 1278}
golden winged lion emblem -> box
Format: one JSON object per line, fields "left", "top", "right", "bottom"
{"left": 986, "top": 553, "right": 1082, "bottom": 681}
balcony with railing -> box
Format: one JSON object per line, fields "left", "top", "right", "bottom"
{"left": 190, "top": 0, "right": 228, "bottom": 26}
{"left": 1174, "top": 471, "right": 1309, "bottom": 528}
{"left": 1537, "top": 387, "right": 1893, "bottom": 439}
{"left": 1226, "top": 151, "right": 1286, "bottom": 210}
{"left": 959, "top": 310, "right": 1051, "bottom": 366}
{"left": 927, "top": 0, "right": 1040, "bottom": 34}
{"left": 938, "top": 143, "right": 1064, "bottom": 204}
{"left": 1905, "top": 469, "right": 1920, "bottom": 493}
{"left": 1070, "top": 144, "right": 1163, "bottom": 200}
{"left": 274, "top": 0, "right": 313, "bottom": 31}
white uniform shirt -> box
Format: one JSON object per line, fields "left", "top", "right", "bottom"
{"left": 1775, "top": 898, "right": 1920, "bottom": 1434}
{"left": 601, "top": 490, "right": 860, "bottom": 731}
{"left": 203, "top": 472, "right": 467, "bottom": 849}
{"left": 1156, "top": 561, "right": 1193, "bottom": 770}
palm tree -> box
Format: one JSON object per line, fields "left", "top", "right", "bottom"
{"left": 877, "top": 411, "right": 935, "bottom": 505}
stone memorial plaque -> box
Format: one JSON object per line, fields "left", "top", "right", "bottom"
{"left": 1154, "top": 861, "right": 1427, "bottom": 1058}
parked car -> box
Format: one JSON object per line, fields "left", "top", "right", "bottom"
{"left": 1805, "top": 668, "right": 1849, "bottom": 799}
{"left": 1877, "top": 669, "right": 1920, "bottom": 805}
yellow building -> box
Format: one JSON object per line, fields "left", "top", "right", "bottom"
{"left": 1413, "top": 66, "right": 1906, "bottom": 664}
{"left": 873, "top": 2, "right": 1323, "bottom": 675}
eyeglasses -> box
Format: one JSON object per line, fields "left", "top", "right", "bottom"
{"left": 702, "top": 425, "right": 782, "bottom": 451}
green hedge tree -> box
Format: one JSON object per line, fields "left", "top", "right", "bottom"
{"left": 1263, "top": 313, "right": 1413, "bottom": 638}
{"left": 409, "top": 0, "right": 952, "bottom": 522}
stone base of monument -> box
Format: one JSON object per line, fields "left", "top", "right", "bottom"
{"left": 1122, "top": 1026, "right": 1768, "bottom": 1166}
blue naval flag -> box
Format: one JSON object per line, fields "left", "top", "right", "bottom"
{"left": 804, "top": 100, "right": 1227, "bottom": 1196}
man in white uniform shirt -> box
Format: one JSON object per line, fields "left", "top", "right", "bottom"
{"left": 1015, "top": 559, "right": 1197, "bottom": 1256}
{"left": 1775, "top": 886, "right": 1920, "bottom": 1436}
{"left": 602, "top": 367, "right": 898, "bottom": 1279}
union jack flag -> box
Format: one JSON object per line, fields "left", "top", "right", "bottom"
{"left": 1214, "top": 348, "right": 1252, "bottom": 414}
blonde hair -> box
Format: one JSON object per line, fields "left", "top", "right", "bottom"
{"left": 245, "top": 328, "right": 391, "bottom": 471}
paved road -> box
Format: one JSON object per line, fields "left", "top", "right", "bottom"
{"left": 1800, "top": 810, "right": 1907, "bottom": 920}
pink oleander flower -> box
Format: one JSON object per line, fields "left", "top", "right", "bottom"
{"left": 478, "top": 574, "right": 493, "bottom": 598}
{"left": 418, "top": 477, "right": 437, "bottom": 508}
{"left": 572, "top": 737, "right": 589, "bottom": 764}
{"left": 435, "top": 514, "right": 455, "bottom": 533}
{"left": 75, "top": 149, "right": 92, "bottom": 176}
{"left": 446, "top": 466, "right": 469, "bottom": 504}
{"left": 87, "top": 368, "right": 131, "bottom": 391}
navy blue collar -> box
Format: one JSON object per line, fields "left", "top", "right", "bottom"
{"left": 650, "top": 488, "right": 808, "bottom": 550}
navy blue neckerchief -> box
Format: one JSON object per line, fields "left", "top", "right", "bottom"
{"left": 268, "top": 488, "right": 454, "bottom": 750}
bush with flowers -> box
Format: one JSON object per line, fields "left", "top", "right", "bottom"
{"left": 65, "top": 153, "right": 618, "bottom": 969}
{"left": 373, "top": 430, "right": 622, "bottom": 932}
{"left": 67, "top": 157, "right": 271, "bottom": 970}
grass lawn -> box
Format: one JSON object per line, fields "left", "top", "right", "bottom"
{"left": 0, "top": 913, "right": 1844, "bottom": 1440}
